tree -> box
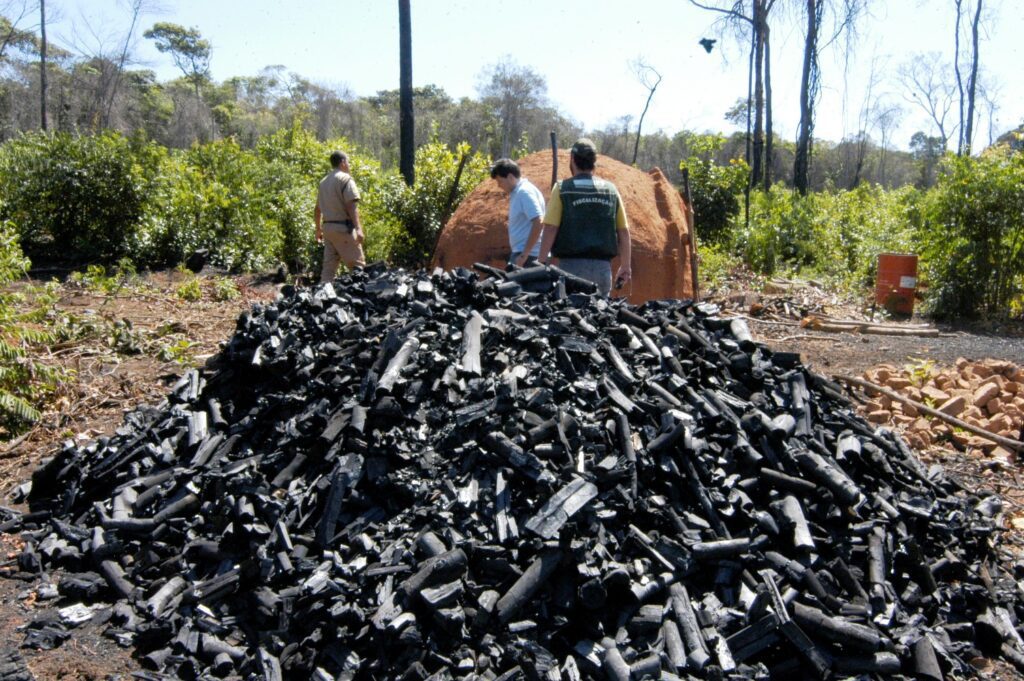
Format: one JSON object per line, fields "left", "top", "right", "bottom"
{"left": 909, "top": 131, "right": 944, "bottom": 187}
{"left": 689, "top": 0, "right": 777, "bottom": 193}
{"left": 104, "top": 0, "right": 149, "bottom": 128}
{"left": 793, "top": 0, "right": 869, "bottom": 194}
{"left": 143, "top": 22, "right": 210, "bottom": 99}
{"left": 38, "top": 0, "right": 45, "bottom": 129}
{"left": 630, "top": 58, "right": 661, "bottom": 165}
{"left": 0, "top": 2, "right": 37, "bottom": 64}
{"left": 477, "top": 57, "right": 547, "bottom": 158}
{"left": 398, "top": 0, "right": 413, "bottom": 185}
{"left": 959, "top": 0, "right": 983, "bottom": 155}
{"left": 897, "top": 54, "right": 957, "bottom": 148}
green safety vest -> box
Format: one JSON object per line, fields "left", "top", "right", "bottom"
{"left": 551, "top": 175, "right": 620, "bottom": 259}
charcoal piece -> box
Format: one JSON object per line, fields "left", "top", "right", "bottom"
{"left": 416, "top": 531, "right": 447, "bottom": 558}
{"left": 421, "top": 581, "right": 463, "bottom": 610}
{"left": 670, "top": 584, "right": 711, "bottom": 670}
{"left": 461, "top": 312, "right": 485, "bottom": 376}
{"left": 146, "top": 576, "right": 188, "bottom": 617}
{"left": 601, "top": 340, "right": 636, "bottom": 385}
{"left": 693, "top": 539, "right": 750, "bottom": 561}
{"left": 833, "top": 652, "right": 901, "bottom": 674}
{"left": 757, "top": 468, "right": 818, "bottom": 497}
{"left": 613, "top": 410, "right": 638, "bottom": 499}
{"left": 600, "top": 640, "right": 631, "bottom": 681}
{"left": 761, "top": 572, "right": 832, "bottom": 676}
{"left": 483, "top": 433, "right": 553, "bottom": 484}
{"left": 523, "top": 476, "right": 598, "bottom": 539}
{"left": 0, "top": 649, "right": 34, "bottom": 681}
{"left": 772, "top": 496, "right": 815, "bottom": 551}
{"left": 601, "top": 377, "right": 637, "bottom": 414}
{"left": 399, "top": 549, "right": 468, "bottom": 599}
{"left": 496, "top": 549, "right": 562, "bottom": 624}
{"left": 725, "top": 614, "right": 780, "bottom": 662}
{"left": 791, "top": 602, "right": 884, "bottom": 652}
{"left": 791, "top": 447, "right": 863, "bottom": 507}
{"left": 912, "top": 637, "right": 943, "bottom": 681}
{"left": 316, "top": 454, "right": 364, "bottom": 547}
{"left": 647, "top": 422, "right": 687, "bottom": 455}
{"left": 495, "top": 471, "right": 518, "bottom": 544}
{"left": 662, "top": 619, "right": 688, "bottom": 671}
{"left": 629, "top": 653, "right": 662, "bottom": 678}
{"left": 99, "top": 560, "right": 134, "bottom": 599}
{"left": 22, "top": 618, "right": 70, "bottom": 650}
{"left": 377, "top": 337, "right": 421, "bottom": 393}
{"left": 258, "top": 648, "right": 284, "bottom": 681}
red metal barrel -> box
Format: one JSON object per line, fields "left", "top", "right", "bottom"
{"left": 875, "top": 253, "right": 918, "bottom": 315}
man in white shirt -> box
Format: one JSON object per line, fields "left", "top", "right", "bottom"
{"left": 490, "top": 158, "right": 545, "bottom": 269}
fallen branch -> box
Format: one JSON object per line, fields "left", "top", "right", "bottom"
{"left": 777, "top": 334, "right": 843, "bottom": 343}
{"left": 803, "top": 318, "right": 939, "bottom": 337}
{"left": 835, "top": 375, "right": 1024, "bottom": 454}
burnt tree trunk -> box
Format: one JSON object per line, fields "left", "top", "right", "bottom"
{"left": 398, "top": 0, "right": 414, "bottom": 186}
{"left": 750, "top": 0, "right": 765, "bottom": 194}
{"left": 39, "top": 0, "right": 47, "bottom": 131}
{"left": 963, "top": 0, "right": 982, "bottom": 155}
{"left": 794, "top": 0, "right": 819, "bottom": 195}
{"left": 763, "top": 20, "right": 773, "bottom": 191}
{"left": 954, "top": 0, "right": 965, "bottom": 155}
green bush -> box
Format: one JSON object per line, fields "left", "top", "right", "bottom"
{"left": 679, "top": 133, "right": 749, "bottom": 245}
{"left": 917, "top": 149, "right": 1024, "bottom": 318}
{"left": 385, "top": 141, "right": 490, "bottom": 266}
{"left": 0, "top": 218, "right": 66, "bottom": 434}
{"left": 0, "top": 127, "right": 490, "bottom": 274}
{"left": 735, "top": 184, "right": 917, "bottom": 289}
{"left": 0, "top": 132, "right": 160, "bottom": 263}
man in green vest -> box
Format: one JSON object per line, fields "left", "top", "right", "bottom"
{"left": 537, "top": 138, "right": 632, "bottom": 295}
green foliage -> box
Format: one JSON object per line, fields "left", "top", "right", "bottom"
{"left": 0, "top": 219, "right": 68, "bottom": 434}
{"left": 735, "top": 184, "right": 917, "bottom": 289}
{"left": 0, "top": 132, "right": 159, "bottom": 263}
{"left": 175, "top": 275, "right": 203, "bottom": 302}
{"left": 679, "top": 133, "right": 749, "bottom": 245}
{"left": 916, "top": 149, "right": 1024, "bottom": 318}
{"left": 211, "top": 277, "right": 240, "bottom": 301}
{"left": 385, "top": 141, "right": 490, "bottom": 266}
{"left": 67, "top": 259, "right": 143, "bottom": 296}
{"left": 697, "top": 243, "right": 742, "bottom": 291}
{"left": 0, "top": 127, "right": 491, "bottom": 274}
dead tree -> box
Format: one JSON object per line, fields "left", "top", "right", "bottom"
{"left": 631, "top": 59, "right": 662, "bottom": 165}
{"left": 398, "top": 0, "right": 414, "bottom": 185}
{"left": 39, "top": 0, "right": 47, "bottom": 130}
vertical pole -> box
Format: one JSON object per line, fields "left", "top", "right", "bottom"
{"left": 398, "top": 0, "right": 414, "bottom": 185}
{"left": 549, "top": 131, "right": 558, "bottom": 188}
{"left": 40, "top": 0, "right": 48, "bottom": 131}
{"left": 682, "top": 168, "right": 699, "bottom": 301}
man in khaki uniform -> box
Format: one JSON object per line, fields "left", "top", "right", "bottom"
{"left": 315, "top": 150, "right": 366, "bottom": 282}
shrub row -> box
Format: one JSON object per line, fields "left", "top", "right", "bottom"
{"left": 0, "top": 125, "right": 489, "bottom": 273}
{"left": 697, "top": 148, "right": 1023, "bottom": 318}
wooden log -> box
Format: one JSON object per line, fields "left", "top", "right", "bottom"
{"left": 836, "top": 375, "right": 1024, "bottom": 453}
{"left": 803, "top": 318, "right": 940, "bottom": 337}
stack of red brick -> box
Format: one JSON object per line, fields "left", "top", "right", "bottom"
{"left": 861, "top": 358, "right": 1023, "bottom": 461}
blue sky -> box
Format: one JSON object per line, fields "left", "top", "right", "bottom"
{"left": 46, "top": 0, "right": 1023, "bottom": 150}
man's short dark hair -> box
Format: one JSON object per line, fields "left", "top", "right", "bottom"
{"left": 329, "top": 150, "right": 349, "bottom": 168}
{"left": 570, "top": 138, "right": 597, "bottom": 171}
{"left": 490, "top": 158, "right": 521, "bottom": 179}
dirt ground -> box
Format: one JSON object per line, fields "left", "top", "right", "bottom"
{"left": 0, "top": 269, "right": 1022, "bottom": 679}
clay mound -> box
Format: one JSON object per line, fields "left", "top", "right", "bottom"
{"left": 432, "top": 150, "right": 695, "bottom": 303}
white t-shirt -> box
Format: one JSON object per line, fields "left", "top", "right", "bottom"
{"left": 507, "top": 178, "right": 545, "bottom": 256}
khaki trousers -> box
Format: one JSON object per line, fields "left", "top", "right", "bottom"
{"left": 320, "top": 225, "right": 366, "bottom": 282}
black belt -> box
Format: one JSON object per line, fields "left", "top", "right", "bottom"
{"left": 323, "top": 220, "right": 353, "bottom": 227}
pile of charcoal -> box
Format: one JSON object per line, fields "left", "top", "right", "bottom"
{"left": 8, "top": 264, "right": 1024, "bottom": 680}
